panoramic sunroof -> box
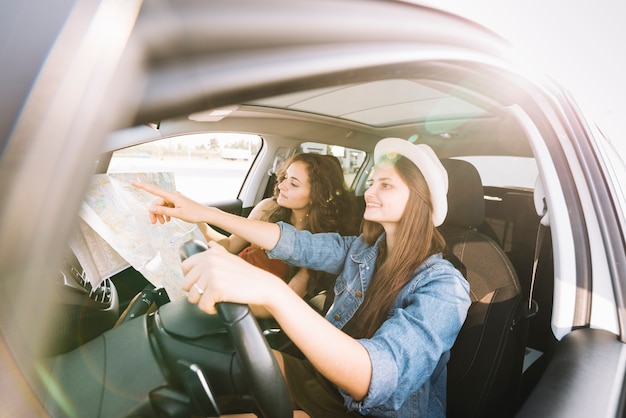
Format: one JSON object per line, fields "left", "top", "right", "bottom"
{"left": 250, "top": 79, "right": 490, "bottom": 127}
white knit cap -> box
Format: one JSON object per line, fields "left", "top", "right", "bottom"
{"left": 374, "top": 137, "right": 448, "bottom": 226}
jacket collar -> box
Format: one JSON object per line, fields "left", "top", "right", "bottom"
{"left": 350, "top": 232, "right": 386, "bottom": 264}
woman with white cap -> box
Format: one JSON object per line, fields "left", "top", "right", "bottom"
{"left": 135, "top": 137, "right": 471, "bottom": 417}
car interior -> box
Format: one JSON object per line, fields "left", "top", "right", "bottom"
{"left": 41, "top": 72, "right": 562, "bottom": 417}
{"left": 4, "top": 1, "right": 625, "bottom": 417}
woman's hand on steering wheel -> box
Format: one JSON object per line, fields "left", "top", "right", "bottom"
{"left": 181, "top": 241, "right": 286, "bottom": 315}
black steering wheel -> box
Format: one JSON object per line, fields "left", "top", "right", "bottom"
{"left": 180, "top": 240, "right": 292, "bottom": 418}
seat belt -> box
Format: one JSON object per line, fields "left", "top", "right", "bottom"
{"left": 527, "top": 216, "right": 548, "bottom": 314}
{"left": 527, "top": 183, "right": 549, "bottom": 316}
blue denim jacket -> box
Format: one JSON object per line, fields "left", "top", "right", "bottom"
{"left": 267, "top": 222, "right": 471, "bottom": 417}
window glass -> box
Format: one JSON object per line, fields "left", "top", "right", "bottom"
{"left": 298, "top": 142, "right": 367, "bottom": 188}
{"left": 456, "top": 156, "right": 538, "bottom": 189}
{"left": 108, "top": 133, "right": 262, "bottom": 202}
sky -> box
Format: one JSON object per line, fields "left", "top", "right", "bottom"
{"left": 418, "top": 0, "right": 626, "bottom": 160}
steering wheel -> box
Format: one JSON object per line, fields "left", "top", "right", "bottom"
{"left": 180, "top": 240, "right": 292, "bottom": 418}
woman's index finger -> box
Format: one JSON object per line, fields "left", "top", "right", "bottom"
{"left": 132, "top": 182, "right": 172, "bottom": 199}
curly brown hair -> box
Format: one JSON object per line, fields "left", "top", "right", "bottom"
{"left": 265, "top": 153, "right": 359, "bottom": 299}
{"left": 268, "top": 153, "right": 358, "bottom": 236}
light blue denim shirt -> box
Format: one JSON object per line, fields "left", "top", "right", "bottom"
{"left": 267, "top": 222, "right": 471, "bottom": 417}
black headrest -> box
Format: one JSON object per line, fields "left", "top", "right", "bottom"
{"left": 441, "top": 159, "right": 485, "bottom": 228}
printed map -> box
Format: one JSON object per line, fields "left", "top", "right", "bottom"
{"left": 72, "top": 172, "right": 205, "bottom": 300}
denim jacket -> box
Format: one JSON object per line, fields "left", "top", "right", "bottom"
{"left": 267, "top": 222, "right": 471, "bottom": 417}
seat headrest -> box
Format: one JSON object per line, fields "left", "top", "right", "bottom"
{"left": 441, "top": 159, "right": 485, "bottom": 228}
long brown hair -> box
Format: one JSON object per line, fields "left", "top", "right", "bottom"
{"left": 349, "top": 156, "right": 446, "bottom": 338}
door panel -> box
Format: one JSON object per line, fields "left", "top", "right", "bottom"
{"left": 517, "top": 328, "right": 626, "bottom": 417}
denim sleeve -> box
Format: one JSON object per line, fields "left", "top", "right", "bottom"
{"left": 341, "top": 262, "right": 471, "bottom": 412}
{"left": 266, "top": 221, "right": 356, "bottom": 275}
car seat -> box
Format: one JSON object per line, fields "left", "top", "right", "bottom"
{"left": 439, "top": 159, "right": 527, "bottom": 418}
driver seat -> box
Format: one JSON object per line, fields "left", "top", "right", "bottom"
{"left": 439, "top": 159, "right": 527, "bottom": 418}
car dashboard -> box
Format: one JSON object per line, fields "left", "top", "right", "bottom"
{"left": 47, "top": 250, "right": 120, "bottom": 355}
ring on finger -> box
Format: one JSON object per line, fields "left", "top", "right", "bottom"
{"left": 193, "top": 283, "right": 205, "bottom": 295}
